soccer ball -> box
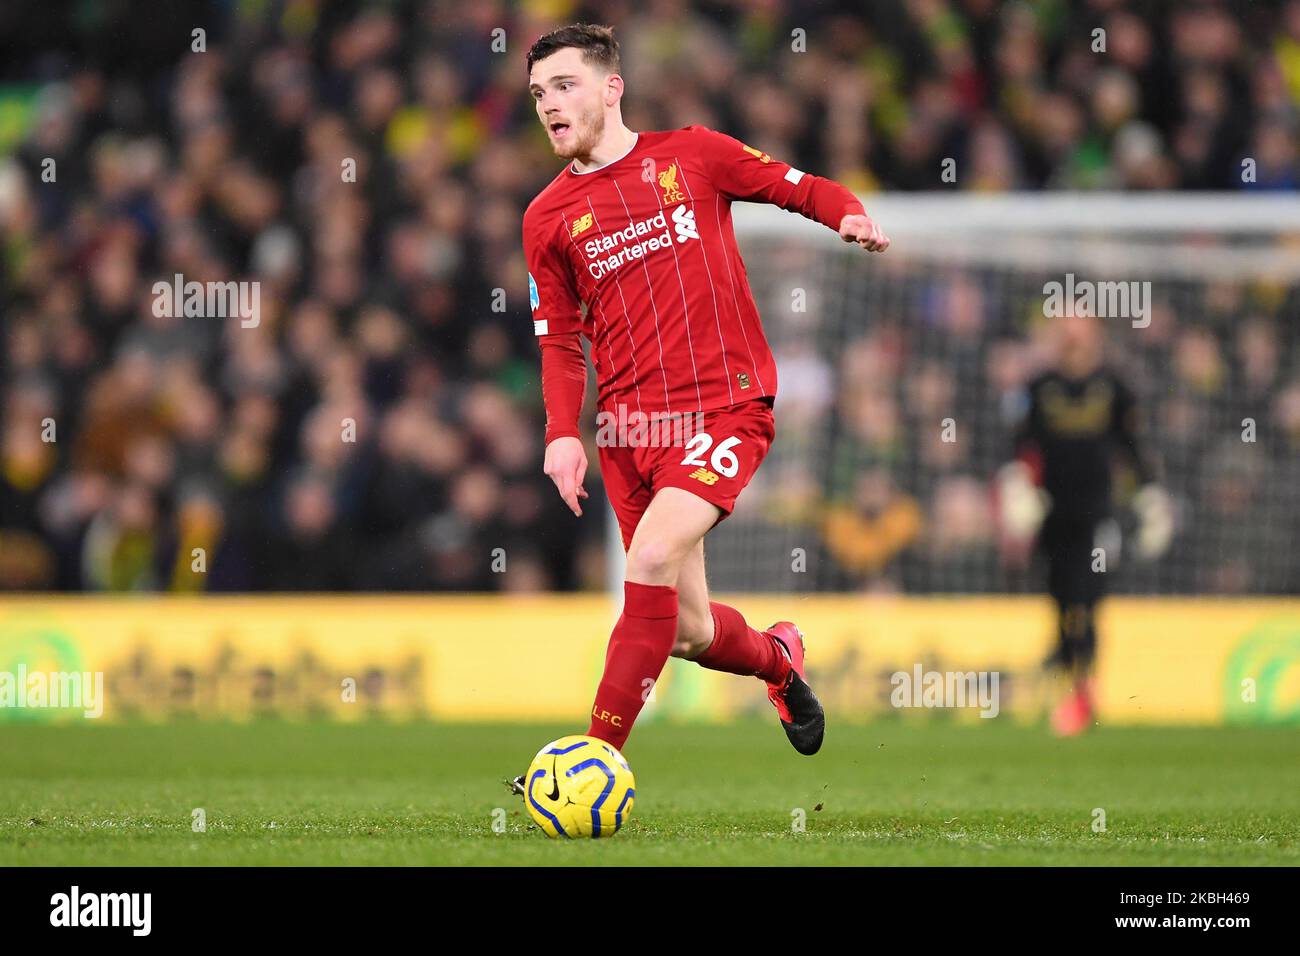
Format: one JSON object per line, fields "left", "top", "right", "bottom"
{"left": 524, "top": 735, "right": 635, "bottom": 838}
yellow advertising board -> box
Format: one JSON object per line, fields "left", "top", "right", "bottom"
{"left": 0, "top": 595, "right": 1296, "bottom": 725}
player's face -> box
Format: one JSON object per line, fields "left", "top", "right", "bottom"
{"left": 1057, "top": 314, "right": 1104, "bottom": 375}
{"left": 528, "top": 48, "right": 608, "bottom": 160}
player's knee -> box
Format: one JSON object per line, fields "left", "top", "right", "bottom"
{"left": 625, "top": 537, "right": 682, "bottom": 584}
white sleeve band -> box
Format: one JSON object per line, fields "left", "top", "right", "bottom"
{"left": 784, "top": 167, "right": 805, "bottom": 185}
{"left": 533, "top": 319, "right": 549, "bottom": 336}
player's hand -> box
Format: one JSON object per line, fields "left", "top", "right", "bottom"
{"left": 995, "top": 460, "right": 1049, "bottom": 570}
{"left": 839, "top": 213, "right": 890, "bottom": 252}
{"left": 543, "top": 435, "right": 589, "bottom": 517}
{"left": 1133, "top": 484, "right": 1173, "bottom": 559}
{"left": 996, "top": 461, "right": 1049, "bottom": 541}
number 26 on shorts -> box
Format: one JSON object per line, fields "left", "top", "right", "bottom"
{"left": 681, "top": 432, "right": 740, "bottom": 478}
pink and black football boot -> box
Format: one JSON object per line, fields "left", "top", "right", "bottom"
{"left": 765, "top": 622, "right": 825, "bottom": 755}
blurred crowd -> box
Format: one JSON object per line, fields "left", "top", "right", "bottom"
{"left": 1, "top": 0, "right": 1298, "bottom": 592}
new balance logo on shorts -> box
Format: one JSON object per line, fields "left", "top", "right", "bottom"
{"left": 688, "top": 466, "right": 720, "bottom": 485}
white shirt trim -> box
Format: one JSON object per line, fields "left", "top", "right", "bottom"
{"left": 569, "top": 133, "right": 640, "bottom": 175}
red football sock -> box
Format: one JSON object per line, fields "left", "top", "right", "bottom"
{"left": 587, "top": 582, "right": 678, "bottom": 750}
{"left": 694, "top": 602, "right": 789, "bottom": 683}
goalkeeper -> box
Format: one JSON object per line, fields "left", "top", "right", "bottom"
{"left": 996, "top": 313, "right": 1172, "bottom": 735}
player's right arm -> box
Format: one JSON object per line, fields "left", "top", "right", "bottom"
{"left": 524, "top": 204, "right": 589, "bottom": 517}
{"left": 996, "top": 379, "right": 1049, "bottom": 552}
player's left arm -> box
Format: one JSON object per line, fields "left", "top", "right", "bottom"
{"left": 690, "top": 125, "right": 889, "bottom": 252}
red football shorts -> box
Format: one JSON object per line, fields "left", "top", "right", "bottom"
{"left": 597, "top": 398, "right": 776, "bottom": 550}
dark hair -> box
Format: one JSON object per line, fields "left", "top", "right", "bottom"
{"left": 526, "top": 23, "right": 620, "bottom": 75}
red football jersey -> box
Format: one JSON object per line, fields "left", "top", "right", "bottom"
{"left": 523, "top": 125, "right": 863, "bottom": 419}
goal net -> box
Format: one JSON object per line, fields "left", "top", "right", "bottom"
{"left": 687, "top": 193, "right": 1300, "bottom": 596}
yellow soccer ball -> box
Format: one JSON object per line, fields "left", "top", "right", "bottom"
{"left": 524, "top": 735, "right": 635, "bottom": 838}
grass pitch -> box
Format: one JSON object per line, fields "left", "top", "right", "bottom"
{"left": 1, "top": 720, "right": 1296, "bottom": 866}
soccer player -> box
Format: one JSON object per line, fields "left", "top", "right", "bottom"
{"left": 517, "top": 24, "right": 888, "bottom": 760}
{"left": 997, "top": 313, "right": 1172, "bottom": 735}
